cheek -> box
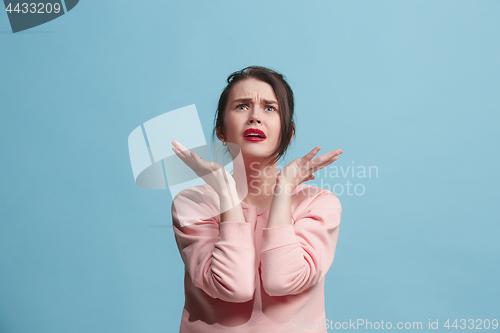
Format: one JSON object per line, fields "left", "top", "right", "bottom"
{"left": 224, "top": 113, "right": 245, "bottom": 134}
{"left": 224, "top": 112, "right": 238, "bottom": 127}
{"left": 223, "top": 120, "right": 239, "bottom": 140}
{"left": 222, "top": 115, "right": 233, "bottom": 136}
{"left": 271, "top": 120, "right": 282, "bottom": 141}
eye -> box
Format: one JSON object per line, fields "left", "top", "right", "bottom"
{"left": 236, "top": 104, "right": 248, "bottom": 110}
{"left": 265, "top": 105, "right": 277, "bottom": 112}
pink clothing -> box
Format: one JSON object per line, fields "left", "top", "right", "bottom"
{"left": 171, "top": 183, "right": 342, "bottom": 333}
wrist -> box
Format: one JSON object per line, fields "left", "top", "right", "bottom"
{"left": 216, "top": 183, "right": 237, "bottom": 200}
{"left": 276, "top": 176, "right": 294, "bottom": 187}
{"left": 274, "top": 179, "right": 295, "bottom": 196}
{"left": 217, "top": 186, "right": 240, "bottom": 213}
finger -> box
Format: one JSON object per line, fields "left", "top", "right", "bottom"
{"left": 311, "top": 155, "right": 339, "bottom": 173}
{"left": 310, "top": 149, "right": 342, "bottom": 167}
{"left": 172, "top": 141, "right": 195, "bottom": 161}
{"left": 304, "top": 151, "right": 337, "bottom": 172}
{"left": 301, "top": 175, "right": 315, "bottom": 184}
{"left": 172, "top": 141, "right": 190, "bottom": 153}
{"left": 190, "top": 151, "right": 205, "bottom": 165}
{"left": 189, "top": 151, "right": 206, "bottom": 173}
{"left": 318, "top": 149, "right": 343, "bottom": 159}
{"left": 172, "top": 140, "right": 184, "bottom": 148}
{"left": 172, "top": 147, "right": 191, "bottom": 164}
{"left": 190, "top": 151, "right": 215, "bottom": 171}
{"left": 298, "top": 149, "right": 342, "bottom": 179}
{"left": 300, "top": 146, "right": 321, "bottom": 164}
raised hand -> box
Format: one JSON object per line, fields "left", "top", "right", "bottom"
{"left": 277, "top": 146, "right": 343, "bottom": 191}
{"left": 171, "top": 141, "right": 236, "bottom": 196}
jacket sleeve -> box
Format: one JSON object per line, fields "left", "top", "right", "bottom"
{"left": 260, "top": 190, "right": 341, "bottom": 297}
{"left": 171, "top": 187, "right": 256, "bottom": 303}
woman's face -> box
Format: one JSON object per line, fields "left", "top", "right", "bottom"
{"left": 220, "top": 78, "right": 282, "bottom": 163}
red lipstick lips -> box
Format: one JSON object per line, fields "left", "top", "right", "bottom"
{"left": 244, "top": 128, "right": 266, "bottom": 141}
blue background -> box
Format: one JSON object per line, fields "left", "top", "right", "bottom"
{"left": 1, "top": 1, "right": 499, "bottom": 332}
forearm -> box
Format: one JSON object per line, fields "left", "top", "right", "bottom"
{"left": 218, "top": 186, "right": 246, "bottom": 223}
{"left": 261, "top": 190, "right": 342, "bottom": 296}
{"left": 267, "top": 180, "right": 295, "bottom": 228}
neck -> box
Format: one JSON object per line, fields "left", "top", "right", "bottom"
{"left": 233, "top": 155, "right": 278, "bottom": 207}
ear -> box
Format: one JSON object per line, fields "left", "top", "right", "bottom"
{"left": 289, "top": 124, "right": 295, "bottom": 144}
{"left": 216, "top": 128, "right": 225, "bottom": 142}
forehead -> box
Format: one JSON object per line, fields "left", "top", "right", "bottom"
{"left": 228, "top": 78, "right": 277, "bottom": 101}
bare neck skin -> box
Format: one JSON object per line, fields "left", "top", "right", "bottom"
{"left": 233, "top": 155, "right": 278, "bottom": 209}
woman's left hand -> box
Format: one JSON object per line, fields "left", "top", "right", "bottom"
{"left": 276, "top": 146, "right": 343, "bottom": 191}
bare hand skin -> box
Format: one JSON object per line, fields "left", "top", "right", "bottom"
{"left": 172, "top": 140, "right": 245, "bottom": 223}
{"left": 267, "top": 146, "right": 343, "bottom": 228}
{"left": 172, "top": 141, "right": 236, "bottom": 196}
{"left": 277, "top": 146, "right": 343, "bottom": 192}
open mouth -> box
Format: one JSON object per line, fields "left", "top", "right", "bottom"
{"left": 244, "top": 128, "right": 266, "bottom": 141}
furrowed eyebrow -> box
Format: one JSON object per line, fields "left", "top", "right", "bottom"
{"left": 232, "top": 98, "right": 278, "bottom": 105}
{"left": 262, "top": 99, "right": 278, "bottom": 105}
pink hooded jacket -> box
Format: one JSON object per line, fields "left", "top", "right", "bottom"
{"left": 171, "top": 183, "right": 342, "bottom": 333}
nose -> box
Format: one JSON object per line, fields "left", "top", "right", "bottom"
{"left": 247, "top": 107, "right": 262, "bottom": 125}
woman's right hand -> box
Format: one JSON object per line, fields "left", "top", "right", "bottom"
{"left": 172, "top": 141, "right": 236, "bottom": 197}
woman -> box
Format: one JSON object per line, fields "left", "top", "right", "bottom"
{"left": 171, "top": 66, "right": 343, "bottom": 333}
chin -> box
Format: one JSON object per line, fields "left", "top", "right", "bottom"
{"left": 236, "top": 142, "right": 275, "bottom": 161}
{"left": 241, "top": 149, "right": 264, "bottom": 157}
{"left": 241, "top": 151, "right": 273, "bottom": 163}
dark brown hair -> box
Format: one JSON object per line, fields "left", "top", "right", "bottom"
{"left": 213, "top": 66, "right": 295, "bottom": 164}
